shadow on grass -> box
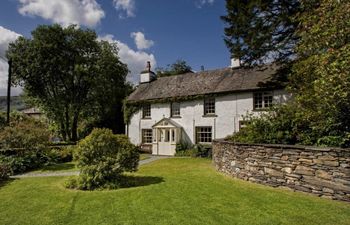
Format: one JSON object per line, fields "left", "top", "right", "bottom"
{"left": 40, "top": 162, "right": 76, "bottom": 172}
{"left": 118, "top": 175, "right": 164, "bottom": 188}
{"left": 0, "top": 178, "right": 16, "bottom": 189}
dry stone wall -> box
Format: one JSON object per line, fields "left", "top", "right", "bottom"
{"left": 212, "top": 140, "right": 350, "bottom": 202}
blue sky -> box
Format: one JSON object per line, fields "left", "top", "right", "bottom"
{"left": 0, "top": 0, "right": 231, "bottom": 95}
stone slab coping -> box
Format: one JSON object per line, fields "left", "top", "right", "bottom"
{"left": 213, "top": 139, "right": 350, "bottom": 152}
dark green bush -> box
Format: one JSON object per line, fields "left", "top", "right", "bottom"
{"left": 230, "top": 104, "right": 350, "bottom": 147}
{"left": 66, "top": 128, "right": 139, "bottom": 190}
{"left": 0, "top": 113, "right": 53, "bottom": 174}
{"left": 175, "top": 143, "right": 212, "bottom": 158}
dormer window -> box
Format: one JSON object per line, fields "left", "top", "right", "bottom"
{"left": 204, "top": 97, "right": 215, "bottom": 115}
{"left": 142, "top": 104, "right": 151, "bottom": 118}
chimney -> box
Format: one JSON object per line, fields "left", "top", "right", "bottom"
{"left": 230, "top": 58, "right": 241, "bottom": 69}
{"left": 140, "top": 61, "right": 156, "bottom": 84}
{"left": 146, "top": 61, "right": 151, "bottom": 72}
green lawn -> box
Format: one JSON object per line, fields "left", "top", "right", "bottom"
{"left": 0, "top": 158, "right": 349, "bottom": 225}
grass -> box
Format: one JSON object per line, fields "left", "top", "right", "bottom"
{"left": 0, "top": 158, "right": 349, "bottom": 225}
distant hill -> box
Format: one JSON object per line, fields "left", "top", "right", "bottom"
{"left": 0, "top": 96, "right": 28, "bottom": 112}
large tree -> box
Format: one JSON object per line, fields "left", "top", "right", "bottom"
{"left": 289, "top": 0, "right": 350, "bottom": 144}
{"left": 221, "top": 0, "right": 299, "bottom": 66}
{"left": 7, "top": 24, "right": 129, "bottom": 141}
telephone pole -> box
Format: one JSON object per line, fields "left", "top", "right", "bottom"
{"left": 6, "top": 58, "right": 12, "bottom": 125}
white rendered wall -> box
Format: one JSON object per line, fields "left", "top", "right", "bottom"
{"left": 126, "top": 89, "right": 290, "bottom": 146}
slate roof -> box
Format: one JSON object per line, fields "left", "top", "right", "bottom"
{"left": 127, "top": 64, "right": 284, "bottom": 102}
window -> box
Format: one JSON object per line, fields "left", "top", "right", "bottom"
{"left": 204, "top": 97, "right": 215, "bottom": 115}
{"left": 171, "top": 102, "right": 180, "bottom": 117}
{"left": 196, "top": 126, "right": 212, "bottom": 143}
{"left": 142, "top": 129, "right": 152, "bottom": 144}
{"left": 142, "top": 104, "right": 151, "bottom": 118}
{"left": 253, "top": 92, "right": 273, "bottom": 109}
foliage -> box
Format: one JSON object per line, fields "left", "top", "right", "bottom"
{"left": 175, "top": 143, "right": 212, "bottom": 158}
{"left": 230, "top": 104, "right": 310, "bottom": 145}
{"left": 0, "top": 113, "right": 50, "bottom": 149}
{"left": 221, "top": 0, "right": 299, "bottom": 65}
{"left": 67, "top": 128, "right": 139, "bottom": 190}
{"left": 228, "top": 0, "right": 350, "bottom": 147}
{"left": 7, "top": 24, "right": 129, "bottom": 141}
{"left": 79, "top": 41, "right": 132, "bottom": 136}
{"left": 156, "top": 59, "right": 192, "bottom": 77}
{"left": 288, "top": 0, "right": 350, "bottom": 146}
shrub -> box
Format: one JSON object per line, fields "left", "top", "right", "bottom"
{"left": 0, "top": 114, "right": 50, "bottom": 149}
{"left": 229, "top": 103, "right": 350, "bottom": 147}
{"left": 0, "top": 113, "right": 53, "bottom": 174}
{"left": 67, "top": 128, "right": 139, "bottom": 190}
{"left": 175, "top": 143, "right": 212, "bottom": 158}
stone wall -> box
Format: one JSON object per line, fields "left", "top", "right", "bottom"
{"left": 212, "top": 140, "right": 350, "bottom": 202}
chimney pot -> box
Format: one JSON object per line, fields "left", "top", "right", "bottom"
{"left": 147, "top": 61, "right": 151, "bottom": 72}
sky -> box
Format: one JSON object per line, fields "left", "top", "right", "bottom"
{"left": 0, "top": 0, "right": 231, "bottom": 96}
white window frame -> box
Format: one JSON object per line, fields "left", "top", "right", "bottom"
{"left": 253, "top": 92, "right": 273, "bottom": 109}
{"left": 204, "top": 97, "right": 215, "bottom": 115}
{"left": 142, "top": 129, "right": 153, "bottom": 144}
{"left": 195, "top": 126, "right": 212, "bottom": 143}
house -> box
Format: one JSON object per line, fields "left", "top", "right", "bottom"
{"left": 125, "top": 60, "right": 290, "bottom": 156}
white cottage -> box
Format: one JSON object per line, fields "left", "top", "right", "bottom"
{"left": 126, "top": 61, "right": 290, "bottom": 156}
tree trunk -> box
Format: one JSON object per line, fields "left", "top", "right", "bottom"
{"left": 71, "top": 112, "right": 79, "bottom": 142}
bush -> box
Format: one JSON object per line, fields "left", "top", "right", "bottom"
{"left": 0, "top": 113, "right": 53, "bottom": 174}
{"left": 66, "top": 128, "right": 139, "bottom": 190}
{"left": 0, "top": 114, "right": 50, "bottom": 149}
{"left": 229, "top": 103, "right": 350, "bottom": 147}
{"left": 175, "top": 143, "right": 212, "bottom": 158}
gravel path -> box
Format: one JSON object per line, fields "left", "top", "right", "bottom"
{"left": 11, "top": 155, "right": 169, "bottom": 178}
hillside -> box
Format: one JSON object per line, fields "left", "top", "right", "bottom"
{"left": 0, "top": 96, "right": 28, "bottom": 111}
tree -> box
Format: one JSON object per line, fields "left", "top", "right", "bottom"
{"left": 7, "top": 24, "right": 129, "bottom": 141}
{"left": 221, "top": 0, "right": 299, "bottom": 66}
{"left": 156, "top": 59, "right": 192, "bottom": 77}
{"left": 231, "top": 0, "right": 350, "bottom": 147}
{"left": 289, "top": 0, "right": 350, "bottom": 146}
{"left": 80, "top": 41, "right": 132, "bottom": 137}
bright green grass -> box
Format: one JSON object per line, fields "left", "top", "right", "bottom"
{"left": 0, "top": 158, "right": 349, "bottom": 225}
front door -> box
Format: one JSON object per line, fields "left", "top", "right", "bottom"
{"left": 158, "top": 128, "right": 173, "bottom": 155}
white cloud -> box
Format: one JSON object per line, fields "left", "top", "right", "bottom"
{"left": 0, "top": 26, "right": 22, "bottom": 96}
{"left": 113, "top": 0, "right": 135, "bottom": 18}
{"left": 130, "top": 32, "right": 154, "bottom": 50}
{"left": 99, "top": 34, "right": 157, "bottom": 84}
{"left": 196, "top": 0, "right": 215, "bottom": 8}
{"left": 17, "top": 0, "right": 105, "bottom": 27}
